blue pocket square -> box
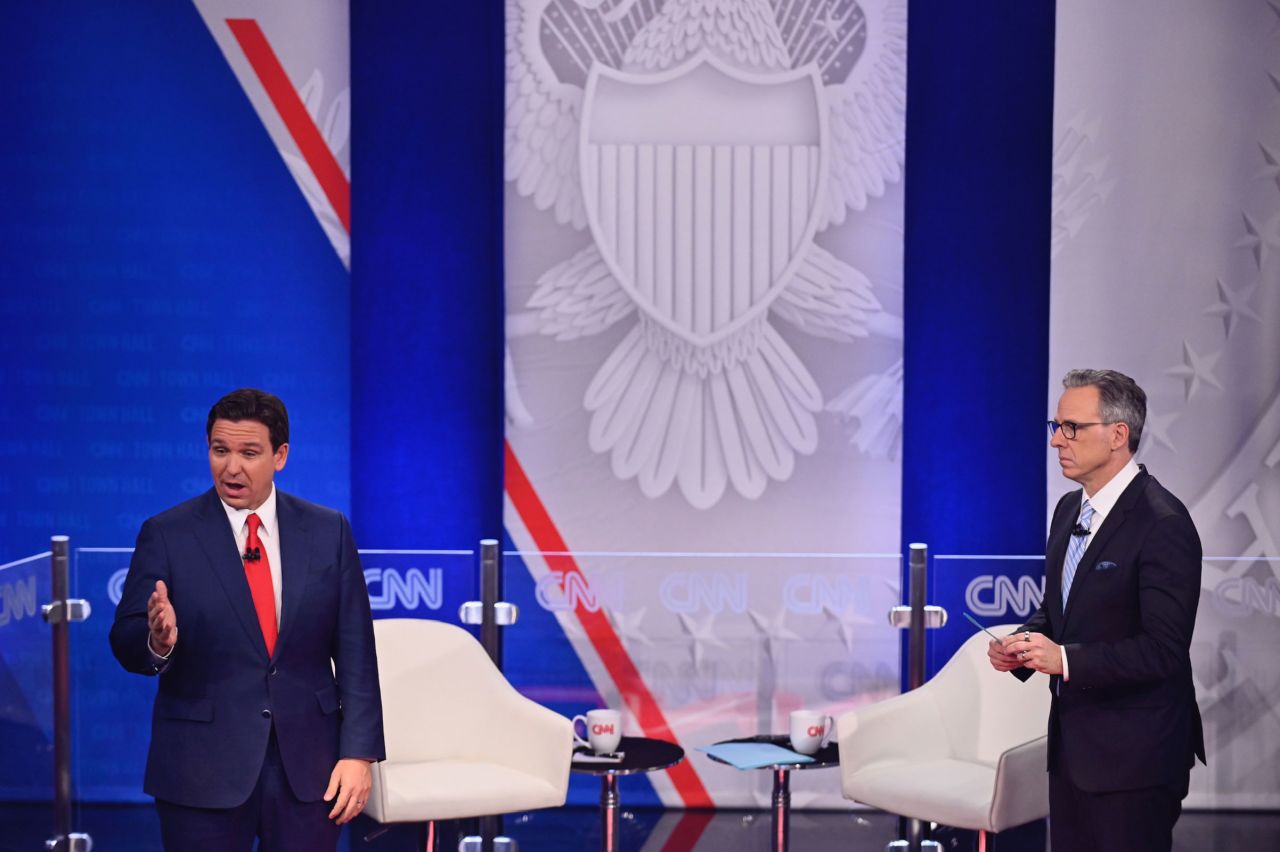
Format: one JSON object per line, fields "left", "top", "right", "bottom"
{"left": 1096, "top": 561, "right": 1118, "bottom": 572}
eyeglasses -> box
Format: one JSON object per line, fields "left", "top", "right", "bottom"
{"left": 1047, "top": 420, "right": 1113, "bottom": 440}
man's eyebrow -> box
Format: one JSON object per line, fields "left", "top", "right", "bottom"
{"left": 209, "top": 438, "right": 264, "bottom": 449}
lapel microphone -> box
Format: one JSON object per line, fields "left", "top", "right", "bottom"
{"left": 242, "top": 546, "right": 262, "bottom": 562}
{"left": 1071, "top": 523, "right": 1091, "bottom": 537}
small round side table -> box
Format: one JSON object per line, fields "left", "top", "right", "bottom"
{"left": 705, "top": 734, "right": 840, "bottom": 852}
{"left": 571, "top": 735, "right": 685, "bottom": 852}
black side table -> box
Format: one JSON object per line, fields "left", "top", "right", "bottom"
{"left": 705, "top": 734, "right": 840, "bottom": 852}
{"left": 571, "top": 735, "right": 685, "bottom": 852}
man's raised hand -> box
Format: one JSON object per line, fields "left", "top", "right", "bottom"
{"left": 148, "top": 580, "right": 177, "bottom": 656}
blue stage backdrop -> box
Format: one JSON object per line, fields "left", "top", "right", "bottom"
{"left": 0, "top": 1, "right": 352, "bottom": 554}
{"left": 0, "top": 1, "right": 350, "bottom": 800}
{"left": 0, "top": 0, "right": 1059, "bottom": 807}
{"left": 900, "top": 0, "right": 1056, "bottom": 676}
{"left": 349, "top": 0, "right": 505, "bottom": 549}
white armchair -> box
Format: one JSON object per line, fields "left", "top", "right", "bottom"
{"left": 365, "top": 618, "right": 573, "bottom": 825}
{"left": 837, "top": 626, "right": 1051, "bottom": 839}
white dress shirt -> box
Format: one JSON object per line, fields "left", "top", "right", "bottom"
{"left": 220, "top": 484, "right": 284, "bottom": 622}
{"left": 1060, "top": 457, "right": 1140, "bottom": 681}
{"left": 149, "top": 485, "right": 284, "bottom": 668}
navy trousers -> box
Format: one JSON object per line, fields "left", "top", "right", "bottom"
{"left": 155, "top": 731, "right": 339, "bottom": 852}
{"left": 1049, "top": 768, "right": 1186, "bottom": 852}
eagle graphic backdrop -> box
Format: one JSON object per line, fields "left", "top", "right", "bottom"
{"left": 503, "top": 0, "right": 907, "bottom": 807}
{"left": 1051, "top": 0, "right": 1280, "bottom": 809}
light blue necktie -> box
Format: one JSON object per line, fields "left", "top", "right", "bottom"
{"left": 1061, "top": 499, "right": 1095, "bottom": 611}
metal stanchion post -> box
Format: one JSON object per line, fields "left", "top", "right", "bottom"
{"left": 479, "top": 539, "right": 501, "bottom": 666}
{"left": 886, "top": 543, "right": 945, "bottom": 852}
{"left": 41, "top": 535, "right": 92, "bottom": 852}
{"left": 459, "top": 539, "right": 519, "bottom": 662}
{"left": 458, "top": 539, "right": 518, "bottom": 852}
{"left": 907, "top": 543, "right": 927, "bottom": 692}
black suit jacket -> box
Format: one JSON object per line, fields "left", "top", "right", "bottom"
{"left": 109, "top": 488, "right": 385, "bottom": 808}
{"left": 1017, "top": 466, "right": 1205, "bottom": 792}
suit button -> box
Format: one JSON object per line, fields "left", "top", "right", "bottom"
{"left": 262, "top": 709, "right": 272, "bottom": 719}
{"left": 269, "top": 666, "right": 278, "bottom": 676}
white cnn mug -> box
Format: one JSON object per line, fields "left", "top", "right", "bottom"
{"left": 572, "top": 708, "right": 623, "bottom": 754}
{"left": 789, "top": 709, "right": 834, "bottom": 755}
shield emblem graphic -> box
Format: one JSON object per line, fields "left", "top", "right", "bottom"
{"left": 580, "top": 53, "right": 828, "bottom": 347}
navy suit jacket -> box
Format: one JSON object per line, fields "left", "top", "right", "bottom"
{"left": 109, "top": 488, "right": 385, "bottom": 809}
{"left": 1016, "top": 466, "right": 1205, "bottom": 793}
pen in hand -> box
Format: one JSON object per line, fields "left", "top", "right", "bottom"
{"left": 963, "top": 611, "right": 1001, "bottom": 642}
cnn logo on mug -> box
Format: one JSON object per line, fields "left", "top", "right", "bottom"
{"left": 790, "top": 710, "right": 834, "bottom": 755}
{"left": 573, "top": 709, "right": 622, "bottom": 754}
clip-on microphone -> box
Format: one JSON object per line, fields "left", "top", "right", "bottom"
{"left": 1071, "top": 523, "right": 1091, "bottom": 537}
{"left": 242, "top": 546, "right": 262, "bottom": 562}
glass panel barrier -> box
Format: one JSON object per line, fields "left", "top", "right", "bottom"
{"left": 930, "top": 553, "right": 1046, "bottom": 678}
{"left": 932, "top": 552, "right": 1280, "bottom": 812}
{"left": 501, "top": 549, "right": 902, "bottom": 809}
{"left": 1191, "top": 555, "right": 1280, "bottom": 811}
{"left": 35, "top": 542, "right": 1280, "bottom": 817}
{"left": 72, "top": 547, "right": 154, "bottom": 804}
{"left": 68, "top": 546, "right": 478, "bottom": 806}
{"left": 359, "top": 549, "right": 477, "bottom": 625}
{"left": 0, "top": 551, "right": 54, "bottom": 804}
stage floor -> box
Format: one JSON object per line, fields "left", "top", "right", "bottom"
{"left": 2, "top": 803, "right": 1276, "bottom": 851}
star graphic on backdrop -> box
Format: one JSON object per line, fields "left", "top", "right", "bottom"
{"left": 1166, "top": 341, "right": 1223, "bottom": 401}
{"left": 812, "top": 2, "right": 850, "bottom": 43}
{"left": 1141, "top": 409, "right": 1179, "bottom": 454}
{"left": 747, "top": 607, "right": 801, "bottom": 666}
{"left": 822, "top": 600, "right": 874, "bottom": 655}
{"left": 607, "top": 607, "right": 654, "bottom": 648}
{"left": 1235, "top": 212, "right": 1280, "bottom": 270}
{"left": 677, "top": 612, "right": 727, "bottom": 668}
{"left": 1203, "top": 278, "right": 1261, "bottom": 339}
{"left": 1259, "top": 143, "right": 1280, "bottom": 190}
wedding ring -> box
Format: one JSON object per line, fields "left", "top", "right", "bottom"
{"left": 1023, "top": 631, "right": 1030, "bottom": 641}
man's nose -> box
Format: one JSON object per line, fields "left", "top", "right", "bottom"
{"left": 1049, "top": 429, "right": 1066, "bottom": 449}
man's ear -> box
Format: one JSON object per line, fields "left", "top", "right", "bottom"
{"left": 1111, "top": 422, "right": 1130, "bottom": 452}
{"left": 273, "top": 443, "right": 289, "bottom": 472}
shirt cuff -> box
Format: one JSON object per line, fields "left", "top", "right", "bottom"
{"left": 1060, "top": 644, "right": 1070, "bottom": 681}
{"left": 147, "top": 636, "right": 174, "bottom": 673}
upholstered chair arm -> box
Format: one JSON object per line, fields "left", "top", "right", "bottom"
{"left": 473, "top": 688, "right": 573, "bottom": 792}
{"left": 838, "top": 689, "right": 949, "bottom": 775}
{"left": 988, "top": 735, "right": 1049, "bottom": 832}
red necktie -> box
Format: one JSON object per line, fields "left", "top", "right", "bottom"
{"left": 245, "top": 513, "right": 278, "bottom": 656}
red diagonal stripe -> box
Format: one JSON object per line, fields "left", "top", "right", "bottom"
{"left": 661, "top": 810, "right": 714, "bottom": 852}
{"left": 504, "top": 439, "right": 713, "bottom": 808}
{"left": 226, "top": 18, "right": 350, "bottom": 232}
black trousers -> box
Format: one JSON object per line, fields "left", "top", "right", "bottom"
{"left": 1049, "top": 768, "right": 1187, "bottom": 852}
{"left": 155, "top": 731, "right": 339, "bottom": 852}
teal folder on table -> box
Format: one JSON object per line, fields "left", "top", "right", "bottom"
{"left": 698, "top": 742, "right": 815, "bottom": 770}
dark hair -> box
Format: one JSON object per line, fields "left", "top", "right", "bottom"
{"left": 206, "top": 388, "right": 289, "bottom": 451}
{"left": 1062, "top": 369, "right": 1146, "bottom": 453}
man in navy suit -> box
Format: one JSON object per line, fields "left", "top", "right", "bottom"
{"left": 989, "top": 369, "right": 1204, "bottom": 852}
{"left": 110, "top": 388, "right": 385, "bottom": 851}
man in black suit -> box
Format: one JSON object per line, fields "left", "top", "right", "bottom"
{"left": 110, "top": 388, "right": 385, "bottom": 851}
{"left": 989, "top": 369, "right": 1204, "bottom": 852}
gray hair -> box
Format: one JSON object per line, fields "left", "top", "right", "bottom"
{"left": 1062, "top": 369, "right": 1146, "bottom": 453}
